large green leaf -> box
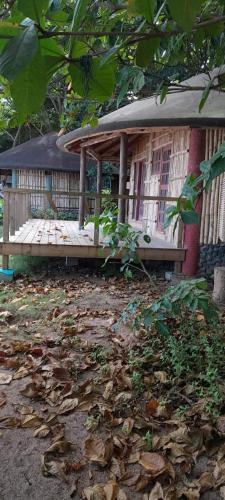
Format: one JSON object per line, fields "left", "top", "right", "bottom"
{"left": 167, "top": 0, "right": 204, "bottom": 31}
{"left": 128, "top": 0, "right": 156, "bottom": 22}
{"left": 0, "top": 25, "right": 38, "bottom": 80}
{"left": 69, "top": 0, "right": 91, "bottom": 56}
{"left": 40, "top": 38, "right": 64, "bottom": 57}
{"left": 71, "top": 0, "right": 91, "bottom": 31}
{"left": 10, "top": 49, "right": 49, "bottom": 122}
{"left": 136, "top": 38, "right": 160, "bottom": 67}
{"left": 69, "top": 57, "right": 116, "bottom": 102}
{"left": 0, "top": 22, "right": 21, "bottom": 52}
{"left": 181, "top": 210, "right": 199, "bottom": 225}
{"left": 17, "top": 0, "right": 50, "bottom": 22}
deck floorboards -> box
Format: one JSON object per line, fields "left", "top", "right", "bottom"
{"left": 0, "top": 219, "right": 185, "bottom": 262}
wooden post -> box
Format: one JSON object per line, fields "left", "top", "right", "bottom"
{"left": 12, "top": 170, "right": 17, "bottom": 188}
{"left": 94, "top": 160, "right": 102, "bottom": 245}
{"left": 213, "top": 267, "right": 225, "bottom": 306}
{"left": 2, "top": 189, "right": 10, "bottom": 269}
{"left": 118, "top": 133, "right": 128, "bottom": 223}
{"left": 79, "top": 147, "right": 86, "bottom": 229}
{"left": 182, "top": 129, "right": 206, "bottom": 276}
{"left": 174, "top": 219, "right": 184, "bottom": 274}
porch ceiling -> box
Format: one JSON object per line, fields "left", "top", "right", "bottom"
{"left": 67, "top": 130, "right": 145, "bottom": 162}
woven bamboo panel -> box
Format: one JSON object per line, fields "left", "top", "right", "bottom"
{"left": 129, "top": 128, "right": 189, "bottom": 245}
{"left": 200, "top": 128, "right": 225, "bottom": 244}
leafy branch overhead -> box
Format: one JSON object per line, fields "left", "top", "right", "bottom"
{"left": 0, "top": 0, "right": 225, "bottom": 122}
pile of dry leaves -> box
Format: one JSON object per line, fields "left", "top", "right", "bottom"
{"left": 0, "top": 275, "right": 224, "bottom": 499}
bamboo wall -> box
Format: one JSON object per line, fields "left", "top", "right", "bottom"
{"left": 129, "top": 128, "right": 190, "bottom": 245}
{"left": 16, "top": 170, "right": 95, "bottom": 214}
{"left": 200, "top": 128, "right": 225, "bottom": 244}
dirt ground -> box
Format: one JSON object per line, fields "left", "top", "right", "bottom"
{"left": 0, "top": 272, "right": 224, "bottom": 499}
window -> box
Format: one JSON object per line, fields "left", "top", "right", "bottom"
{"left": 152, "top": 145, "right": 171, "bottom": 231}
{"left": 132, "top": 160, "right": 147, "bottom": 221}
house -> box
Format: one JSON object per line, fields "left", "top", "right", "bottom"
{"left": 57, "top": 67, "right": 225, "bottom": 276}
{"left": 0, "top": 132, "right": 118, "bottom": 217}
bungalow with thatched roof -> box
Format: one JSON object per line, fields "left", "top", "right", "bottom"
{"left": 57, "top": 67, "right": 225, "bottom": 276}
{"left": 0, "top": 132, "right": 95, "bottom": 216}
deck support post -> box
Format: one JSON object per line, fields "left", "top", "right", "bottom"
{"left": 94, "top": 160, "right": 102, "bottom": 245}
{"left": 12, "top": 170, "right": 17, "bottom": 188}
{"left": 2, "top": 189, "right": 10, "bottom": 269}
{"left": 118, "top": 133, "right": 128, "bottom": 223}
{"left": 79, "top": 147, "right": 87, "bottom": 229}
{"left": 182, "top": 129, "right": 205, "bottom": 276}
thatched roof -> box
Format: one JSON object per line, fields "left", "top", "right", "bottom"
{"left": 57, "top": 67, "right": 225, "bottom": 161}
{"left": 0, "top": 132, "right": 82, "bottom": 172}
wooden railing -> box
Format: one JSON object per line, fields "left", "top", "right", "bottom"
{"left": 2, "top": 187, "right": 183, "bottom": 249}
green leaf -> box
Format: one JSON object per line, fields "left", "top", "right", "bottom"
{"left": 128, "top": 0, "right": 156, "bottom": 22}
{"left": 69, "top": 57, "right": 116, "bottom": 102}
{"left": 181, "top": 210, "right": 199, "bottom": 225}
{"left": 143, "top": 234, "right": 151, "bottom": 244}
{"left": 40, "top": 38, "right": 64, "bottom": 57}
{"left": 0, "top": 25, "right": 38, "bottom": 80}
{"left": 167, "top": 0, "right": 204, "bottom": 31}
{"left": 69, "top": 0, "right": 91, "bottom": 56}
{"left": 47, "top": 10, "right": 69, "bottom": 25}
{"left": 136, "top": 38, "right": 160, "bottom": 67}
{"left": 71, "top": 41, "right": 88, "bottom": 58}
{"left": 205, "top": 157, "right": 225, "bottom": 191}
{"left": 199, "top": 81, "right": 212, "bottom": 112}
{"left": 10, "top": 49, "right": 49, "bottom": 123}
{"left": 160, "top": 84, "right": 168, "bottom": 104}
{"left": 0, "top": 22, "right": 21, "bottom": 52}
{"left": 17, "top": 0, "right": 50, "bottom": 22}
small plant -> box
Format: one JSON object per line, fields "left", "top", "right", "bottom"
{"left": 122, "top": 278, "right": 225, "bottom": 415}
{"left": 84, "top": 415, "right": 100, "bottom": 431}
{"left": 63, "top": 316, "right": 74, "bottom": 326}
{"left": 91, "top": 344, "right": 106, "bottom": 364}
{"left": 175, "top": 405, "right": 188, "bottom": 417}
{"left": 143, "top": 431, "right": 153, "bottom": 451}
{"left": 128, "top": 349, "right": 143, "bottom": 369}
{"left": 87, "top": 206, "right": 151, "bottom": 279}
{"left": 131, "top": 370, "right": 144, "bottom": 395}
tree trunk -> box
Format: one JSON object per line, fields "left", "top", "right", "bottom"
{"left": 213, "top": 266, "right": 225, "bottom": 306}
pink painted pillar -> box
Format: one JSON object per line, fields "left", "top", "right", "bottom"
{"left": 182, "top": 128, "right": 206, "bottom": 276}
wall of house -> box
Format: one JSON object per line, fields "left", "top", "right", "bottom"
{"left": 200, "top": 128, "right": 225, "bottom": 245}
{"left": 17, "top": 169, "right": 80, "bottom": 212}
{"left": 129, "top": 128, "right": 190, "bottom": 246}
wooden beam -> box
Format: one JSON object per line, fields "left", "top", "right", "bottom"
{"left": 4, "top": 188, "right": 183, "bottom": 203}
{"left": 2, "top": 189, "right": 10, "bottom": 270}
{"left": 0, "top": 242, "right": 186, "bottom": 262}
{"left": 118, "top": 133, "right": 128, "bottom": 223}
{"left": 94, "top": 160, "right": 102, "bottom": 245}
{"left": 81, "top": 132, "right": 119, "bottom": 148}
{"left": 87, "top": 148, "right": 102, "bottom": 162}
{"left": 79, "top": 147, "right": 86, "bottom": 229}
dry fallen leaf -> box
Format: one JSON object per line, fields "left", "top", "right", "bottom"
{"left": 84, "top": 435, "right": 113, "bottom": 467}
{"left": 21, "top": 414, "right": 43, "bottom": 429}
{"left": 46, "top": 439, "right": 71, "bottom": 454}
{"left": 122, "top": 417, "right": 134, "bottom": 435}
{"left": 0, "top": 391, "right": 6, "bottom": 407}
{"left": 34, "top": 424, "right": 50, "bottom": 438}
{"left": 57, "top": 398, "right": 79, "bottom": 415}
{"left": 145, "top": 482, "right": 165, "bottom": 500}
{"left": 217, "top": 416, "right": 225, "bottom": 436}
{"left": 0, "top": 371, "right": 12, "bottom": 385}
{"left": 41, "top": 455, "right": 68, "bottom": 482}
{"left": 139, "top": 452, "right": 167, "bottom": 477}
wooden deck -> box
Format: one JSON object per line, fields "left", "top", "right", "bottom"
{"left": 0, "top": 219, "right": 186, "bottom": 262}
